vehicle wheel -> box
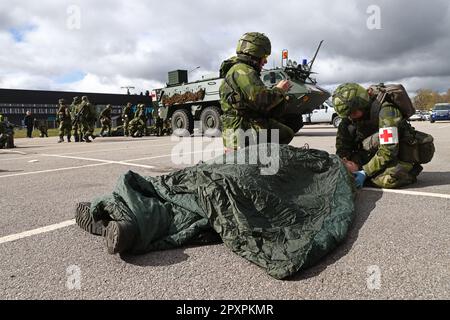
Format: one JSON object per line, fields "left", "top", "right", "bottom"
{"left": 200, "top": 106, "right": 222, "bottom": 136}
{"left": 281, "top": 114, "right": 304, "bottom": 133}
{"left": 430, "top": 120, "right": 435, "bottom": 123}
{"left": 171, "top": 109, "right": 194, "bottom": 136}
{"left": 332, "top": 116, "right": 342, "bottom": 128}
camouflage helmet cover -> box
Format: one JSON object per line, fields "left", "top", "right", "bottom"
{"left": 81, "top": 96, "right": 88, "bottom": 101}
{"left": 236, "top": 32, "right": 271, "bottom": 59}
{"left": 332, "top": 83, "right": 370, "bottom": 118}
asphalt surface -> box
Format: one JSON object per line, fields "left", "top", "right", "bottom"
{"left": 0, "top": 122, "right": 449, "bottom": 300}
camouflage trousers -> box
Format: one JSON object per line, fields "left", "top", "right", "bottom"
{"left": 81, "top": 120, "right": 95, "bottom": 138}
{"left": 72, "top": 123, "right": 82, "bottom": 141}
{"left": 100, "top": 118, "right": 111, "bottom": 136}
{"left": 58, "top": 120, "right": 72, "bottom": 138}
{"left": 221, "top": 114, "right": 295, "bottom": 150}
{"left": 123, "top": 119, "right": 130, "bottom": 136}
{"left": 359, "top": 133, "right": 421, "bottom": 188}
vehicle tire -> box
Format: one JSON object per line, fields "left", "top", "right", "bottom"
{"left": 200, "top": 106, "right": 222, "bottom": 136}
{"left": 332, "top": 115, "right": 342, "bottom": 128}
{"left": 430, "top": 120, "right": 435, "bottom": 123}
{"left": 171, "top": 109, "right": 194, "bottom": 136}
{"left": 281, "top": 114, "right": 304, "bottom": 133}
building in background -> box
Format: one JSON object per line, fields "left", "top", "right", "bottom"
{"left": 0, "top": 88, "right": 151, "bottom": 127}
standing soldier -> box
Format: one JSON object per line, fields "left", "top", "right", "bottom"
{"left": 219, "top": 32, "right": 294, "bottom": 151}
{"left": 80, "top": 96, "right": 97, "bottom": 143}
{"left": 152, "top": 107, "right": 163, "bottom": 136}
{"left": 57, "top": 99, "right": 72, "bottom": 143}
{"left": 70, "top": 96, "right": 83, "bottom": 142}
{"left": 99, "top": 104, "right": 112, "bottom": 137}
{"left": 122, "top": 102, "right": 133, "bottom": 136}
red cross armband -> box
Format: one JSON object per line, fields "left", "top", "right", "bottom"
{"left": 379, "top": 127, "right": 399, "bottom": 145}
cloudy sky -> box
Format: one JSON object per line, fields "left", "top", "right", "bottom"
{"left": 1, "top": 0, "right": 449, "bottom": 95}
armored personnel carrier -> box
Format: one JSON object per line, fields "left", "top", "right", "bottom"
{"left": 154, "top": 42, "right": 330, "bottom": 136}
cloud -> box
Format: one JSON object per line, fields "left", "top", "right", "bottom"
{"left": 0, "top": 0, "right": 449, "bottom": 94}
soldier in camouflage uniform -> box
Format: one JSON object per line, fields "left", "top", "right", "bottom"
{"left": 79, "top": 96, "right": 97, "bottom": 143}
{"left": 128, "top": 104, "right": 147, "bottom": 137}
{"left": 57, "top": 99, "right": 72, "bottom": 143}
{"left": 0, "top": 114, "right": 7, "bottom": 148}
{"left": 122, "top": 103, "right": 134, "bottom": 136}
{"left": 219, "top": 32, "right": 294, "bottom": 151}
{"left": 333, "top": 83, "right": 423, "bottom": 189}
{"left": 99, "top": 104, "right": 112, "bottom": 137}
{"left": 70, "top": 96, "right": 83, "bottom": 142}
{"left": 34, "top": 118, "right": 49, "bottom": 137}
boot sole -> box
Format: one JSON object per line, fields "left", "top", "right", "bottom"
{"left": 75, "top": 202, "right": 106, "bottom": 236}
{"left": 105, "top": 221, "right": 122, "bottom": 254}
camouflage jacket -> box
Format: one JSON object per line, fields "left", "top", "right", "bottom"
{"left": 219, "top": 56, "right": 285, "bottom": 119}
{"left": 100, "top": 108, "right": 112, "bottom": 119}
{"left": 57, "top": 104, "right": 71, "bottom": 121}
{"left": 122, "top": 106, "right": 133, "bottom": 119}
{"left": 336, "top": 101, "right": 410, "bottom": 177}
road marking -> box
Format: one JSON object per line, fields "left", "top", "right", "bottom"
{"left": 438, "top": 125, "right": 450, "bottom": 129}
{"left": 0, "top": 148, "right": 222, "bottom": 179}
{"left": 0, "top": 143, "right": 177, "bottom": 161}
{"left": 0, "top": 163, "right": 109, "bottom": 178}
{"left": 363, "top": 187, "right": 450, "bottom": 199}
{"left": 0, "top": 150, "right": 27, "bottom": 156}
{"left": 0, "top": 219, "right": 76, "bottom": 245}
{"left": 41, "top": 154, "right": 157, "bottom": 169}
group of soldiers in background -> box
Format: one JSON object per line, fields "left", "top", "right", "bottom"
{"left": 57, "top": 96, "right": 97, "bottom": 143}
{"left": 55, "top": 97, "right": 170, "bottom": 143}
{"left": 0, "top": 98, "right": 171, "bottom": 148}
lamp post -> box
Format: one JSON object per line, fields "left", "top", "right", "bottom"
{"left": 121, "top": 86, "right": 135, "bottom": 95}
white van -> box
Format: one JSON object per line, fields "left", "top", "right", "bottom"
{"left": 302, "top": 100, "right": 341, "bottom": 128}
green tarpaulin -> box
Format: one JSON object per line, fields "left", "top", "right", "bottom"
{"left": 90, "top": 144, "right": 355, "bottom": 279}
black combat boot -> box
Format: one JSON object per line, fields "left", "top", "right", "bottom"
{"left": 74, "top": 134, "right": 79, "bottom": 142}
{"left": 105, "top": 221, "right": 136, "bottom": 254}
{"left": 58, "top": 136, "right": 64, "bottom": 143}
{"left": 84, "top": 134, "right": 92, "bottom": 143}
{"left": 67, "top": 135, "right": 71, "bottom": 142}
{"left": 75, "top": 202, "right": 107, "bottom": 236}
{"left": 410, "top": 164, "right": 423, "bottom": 177}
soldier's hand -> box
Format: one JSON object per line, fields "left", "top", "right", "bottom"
{"left": 276, "top": 80, "right": 292, "bottom": 93}
{"left": 342, "top": 159, "right": 359, "bottom": 173}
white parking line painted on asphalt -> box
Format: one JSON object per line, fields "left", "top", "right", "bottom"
{"left": 0, "top": 148, "right": 222, "bottom": 179}
{"left": 363, "top": 187, "right": 450, "bottom": 199}
{"left": 41, "top": 153, "right": 156, "bottom": 169}
{"left": 0, "top": 143, "right": 178, "bottom": 161}
{"left": 0, "top": 219, "right": 76, "bottom": 245}
{"left": 0, "top": 163, "right": 109, "bottom": 179}
{"left": 438, "top": 124, "right": 450, "bottom": 129}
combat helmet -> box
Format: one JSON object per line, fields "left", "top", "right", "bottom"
{"left": 236, "top": 32, "right": 271, "bottom": 59}
{"left": 332, "top": 83, "right": 370, "bottom": 118}
{"left": 59, "top": 98, "right": 66, "bottom": 104}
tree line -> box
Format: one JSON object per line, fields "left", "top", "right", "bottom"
{"left": 413, "top": 89, "right": 450, "bottom": 111}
